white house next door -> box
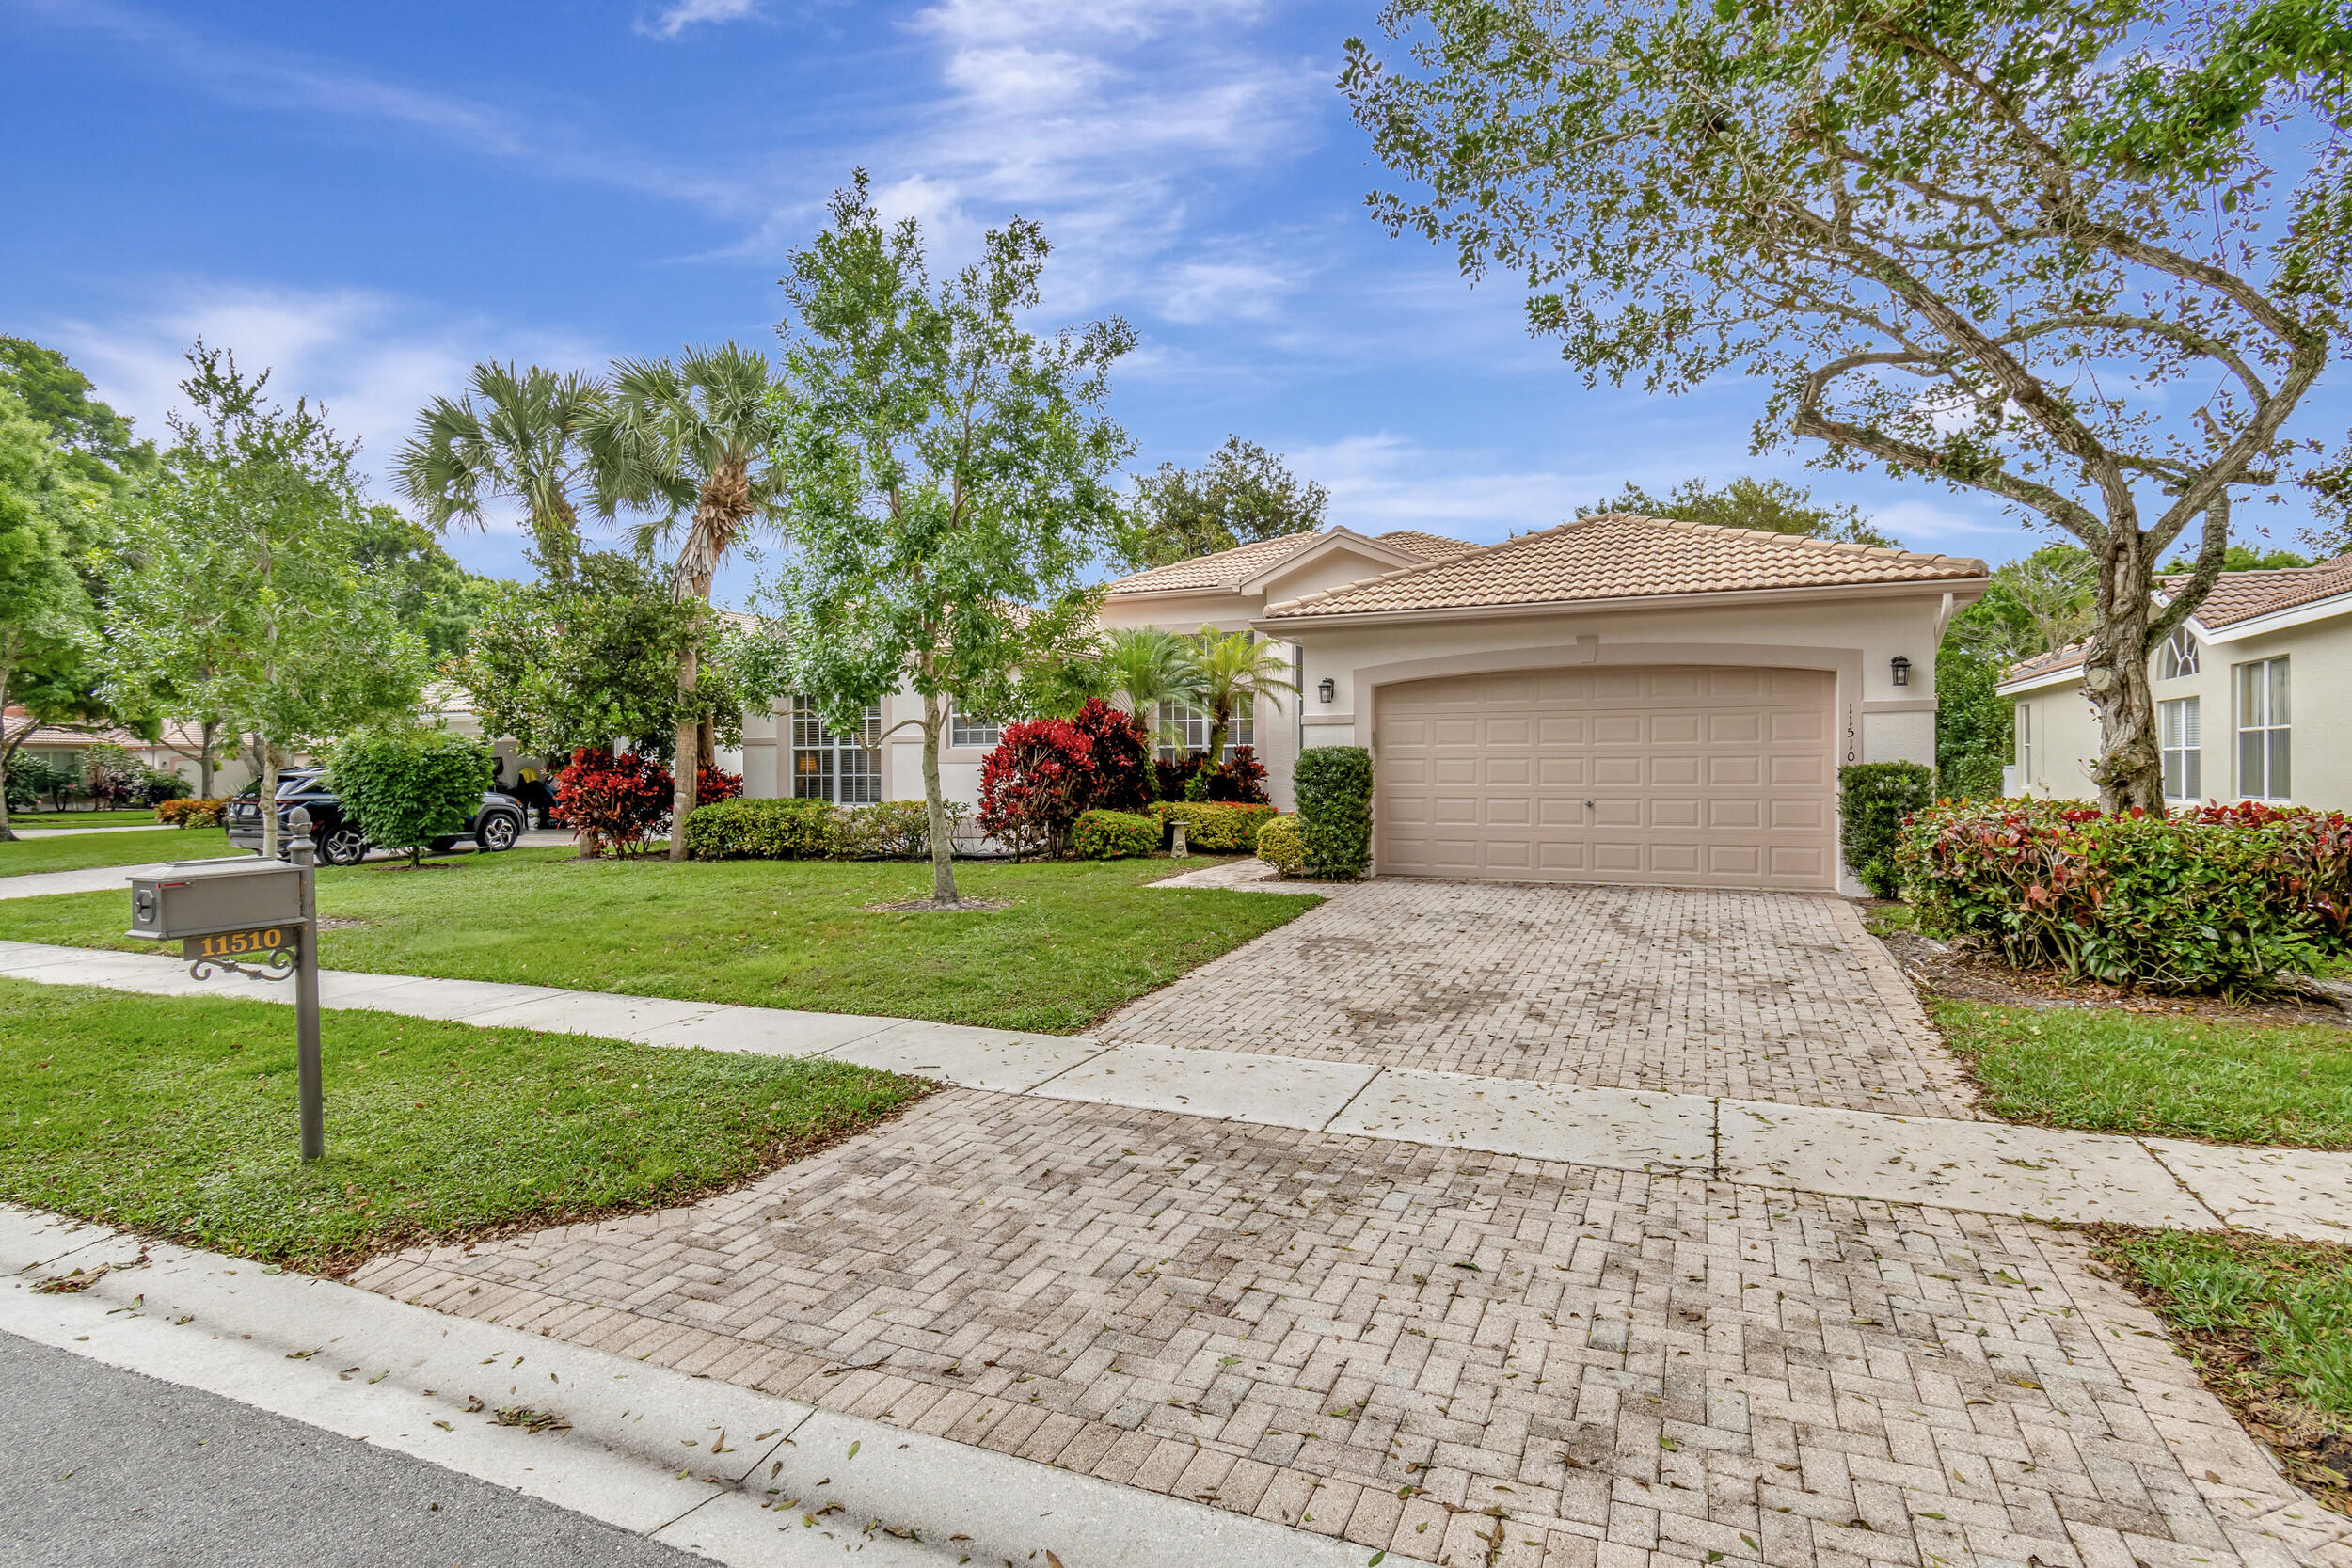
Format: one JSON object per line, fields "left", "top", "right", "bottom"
{"left": 1374, "top": 665, "right": 1837, "bottom": 891}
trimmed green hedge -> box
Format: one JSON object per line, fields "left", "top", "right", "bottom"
{"left": 1073, "top": 809, "right": 1158, "bottom": 860}
{"left": 683, "top": 798, "right": 970, "bottom": 861}
{"left": 1154, "top": 800, "right": 1278, "bottom": 853}
{"left": 684, "top": 798, "right": 839, "bottom": 860}
{"left": 1838, "top": 761, "right": 1935, "bottom": 897}
{"left": 1255, "top": 813, "right": 1304, "bottom": 876}
{"left": 1294, "top": 746, "right": 1372, "bottom": 880}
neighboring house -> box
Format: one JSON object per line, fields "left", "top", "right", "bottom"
{"left": 4, "top": 711, "right": 258, "bottom": 801}
{"left": 724, "top": 515, "right": 1984, "bottom": 895}
{"left": 1997, "top": 556, "right": 2352, "bottom": 810}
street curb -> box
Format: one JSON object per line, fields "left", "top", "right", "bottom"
{"left": 0, "top": 1205, "right": 1425, "bottom": 1568}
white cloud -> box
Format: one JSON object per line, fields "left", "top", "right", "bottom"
{"left": 1284, "top": 434, "right": 1592, "bottom": 544}
{"left": 43, "top": 283, "right": 610, "bottom": 567}
{"left": 639, "top": 0, "right": 763, "bottom": 40}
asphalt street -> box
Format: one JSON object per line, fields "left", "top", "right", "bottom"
{"left": 0, "top": 1330, "right": 706, "bottom": 1568}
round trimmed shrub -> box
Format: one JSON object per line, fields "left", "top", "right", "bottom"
{"left": 326, "top": 727, "right": 491, "bottom": 866}
{"left": 1073, "top": 808, "right": 1157, "bottom": 860}
{"left": 1255, "top": 812, "right": 1304, "bottom": 876}
{"left": 1294, "top": 746, "right": 1372, "bottom": 880}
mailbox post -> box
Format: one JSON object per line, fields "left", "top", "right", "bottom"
{"left": 126, "top": 805, "right": 325, "bottom": 1159}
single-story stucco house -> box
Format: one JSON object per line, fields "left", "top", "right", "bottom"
{"left": 1997, "top": 555, "right": 2352, "bottom": 810}
{"left": 720, "top": 514, "right": 1988, "bottom": 895}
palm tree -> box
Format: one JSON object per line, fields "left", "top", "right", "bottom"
{"left": 584, "top": 342, "right": 789, "bottom": 860}
{"left": 1097, "top": 626, "right": 1199, "bottom": 727}
{"left": 1188, "top": 626, "right": 1299, "bottom": 764}
{"left": 396, "top": 363, "right": 605, "bottom": 582}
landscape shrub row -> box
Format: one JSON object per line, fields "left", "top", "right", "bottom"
{"left": 1153, "top": 800, "right": 1277, "bottom": 852}
{"left": 1838, "top": 761, "right": 1935, "bottom": 898}
{"left": 683, "top": 797, "right": 966, "bottom": 861}
{"left": 1897, "top": 799, "right": 2352, "bottom": 992}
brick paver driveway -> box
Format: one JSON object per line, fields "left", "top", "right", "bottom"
{"left": 1107, "top": 880, "right": 1976, "bottom": 1118}
{"left": 360, "top": 1092, "right": 2343, "bottom": 1568}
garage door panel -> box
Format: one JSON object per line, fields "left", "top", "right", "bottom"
{"left": 1376, "top": 664, "right": 1836, "bottom": 891}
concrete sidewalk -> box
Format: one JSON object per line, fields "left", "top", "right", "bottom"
{"left": 4, "top": 938, "right": 2346, "bottom": 1241}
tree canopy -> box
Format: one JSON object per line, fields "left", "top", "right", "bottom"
{"left": 1343, "top": 0, "right": 2352, "bottom": 808}
{"left": 0, "top": 337, "right": 152, "bottom": 488}
{"left": 1581, "top": 476, "right": 1898, "bottom": 548}
{"left": 97, "top": 347, "right": 429, "bottom": 853}
{"left": 1116, "top": 436, "right": 1327, "bottom": 571}
{"left": 0, "top": 386, "right": 103, "bottom": 839}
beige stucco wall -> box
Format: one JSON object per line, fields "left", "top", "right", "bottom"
{"left": 2009, "top": 610, "right": 2352, "bottom": 810}
{"left": 1272, "top": 589, "right": 1951, "bottom": 768}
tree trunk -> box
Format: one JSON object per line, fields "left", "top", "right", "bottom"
{"left": 669, "top": 643, "right": 698, "bottom": 863}
{"left": 2083, "top": 529, "right": 2164, "bottom": 813}
{"left": 922, "top": 688, "right": 959, "bottom": 906}
{"left": 0, "top": 637, "right": 17, "bottom": 844}
{"left": 260, "top": 746, "right": 280, "bottom": 860}
{"left": 197, "top": 719, "right": 216, "bottom": 799}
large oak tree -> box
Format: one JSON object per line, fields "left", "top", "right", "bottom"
{"left": 1343, "top": 0, "right": 2352, "bottom": 808}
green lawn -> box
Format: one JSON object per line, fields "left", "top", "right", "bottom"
{"left": 0, "top": 826, "right": 231, "bottom": 877}
{"left": 2092, "top": 1228, "right": 2352, "bottom": 1505}
{"left": 0, "top": 849, "right": 1314, "bottom": 1033}
{"left": 1934, "top": 1001, "right": 2352, "bottom": 1148}
{"left": 6, "top": 810, "right": 167, "bottom": 829}
{"left": 0, "top": 978, "right": 924, "bottom": 1273}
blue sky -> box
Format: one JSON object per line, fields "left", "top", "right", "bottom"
{"left": 2, "top": 0, "right": 2327, "bottom": 600}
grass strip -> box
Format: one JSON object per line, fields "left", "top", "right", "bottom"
{"left": 0, "top": 977, "right": 926, "bottom": 1274}
{"left": 0, "top": 827, "right": 230, "bottom": 877}
{"left": 1932, "top": 1000, "right": 2352, "bottom": 1148}
{"left": 2090, "top": 1227, "right": 2352, "bottom": 1509}
{"left": 0, "top": 849, "right": 1313, "bottom": 1034}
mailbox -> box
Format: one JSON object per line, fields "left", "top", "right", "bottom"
{"left": 127, "top": 856, "right": 306, "bottom": 942}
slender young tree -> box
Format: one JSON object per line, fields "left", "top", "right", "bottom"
{"left": 585, "top": 344, "right": 788, "bottom": 859}
{"left": 397, "top": 362, "right": 606, "bottom": 584}
{"left": 100, "top": 347, "right": 429, "bottom": 855}
{"left": 766, "top": 173, "right": 1136, "bottom": 907}
{"left": 1344, "top": 0, "right": 2352, "bottom": 809}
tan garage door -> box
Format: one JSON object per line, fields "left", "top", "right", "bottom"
{"left": 1375, "top": 665, "right": 1836, "bottom": 890}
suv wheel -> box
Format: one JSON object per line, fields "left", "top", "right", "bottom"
{"left": 318, "top": 825, "right": 370, "bottom": 866}
{"left": 476, "top": 812, "right": 521, "bottom": 851}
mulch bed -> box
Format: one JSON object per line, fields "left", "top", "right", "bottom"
{"left": 1863, "top": 901, "right": 2348, "bottom": 1029}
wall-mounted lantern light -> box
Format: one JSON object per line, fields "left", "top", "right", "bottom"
{"left": 1890, "top": 655, "right": 1912, "bottom": 688}
{"left": 1317, "top": 677, "right": 1336, "bottom": 705}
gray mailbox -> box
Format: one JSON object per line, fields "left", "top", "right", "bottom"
{"left": 127, "top": 856, "right": 306, "bottom": 943}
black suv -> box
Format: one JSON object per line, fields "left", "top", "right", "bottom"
{"left": 226, "top": 768, "right": 529, "bottom": 866}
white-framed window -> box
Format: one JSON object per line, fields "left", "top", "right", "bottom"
{"left": 791, "top": 697, "right": 882, "bottom": 804}
{"left": 2159, "top": 628, "right": 2200, "bottom": 679}
{"left": 2235, "top": 657, "right": 2291, "bottom": 800}
{"left": 2160, "top": 696, "right": 2201, "bottom": 802}
{"left": 947, "top": 703, "right": 1000, "bottom": 751}
{"left": 1155, "top": 699, "right": 1253, "bottom": 761}
{"left": 2015, "top": 703, "right": 2032, "bottom": 790}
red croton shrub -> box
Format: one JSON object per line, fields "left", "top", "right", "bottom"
{"left": 975, "top": 699, "right": 1152, "bottom": 857}
{"left": 553, "top": 749, "right": 674, "bottom": 857}
{"left": 694, "top": 764, "right": 743, "bottom": 807}
{"left": 1895, "top": 797, "right": 2352, "bottom": 992}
